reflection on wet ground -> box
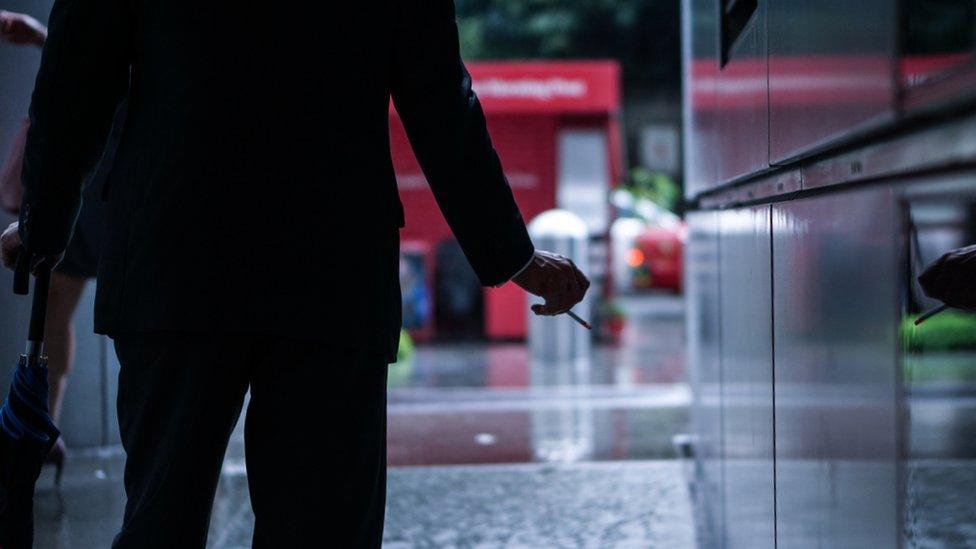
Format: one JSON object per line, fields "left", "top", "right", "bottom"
{"left": 904, "top": 353, "right": 976, "bottom": 547}
{"left": 383, "top": 296, "right": 690, "bottom": 467}
{"left": 904, "top": 461, "right": 976, "bottom": 547}
{"left": 32, "top": 295, "right": 697, "bottom": 547}
{"left": 387, "top": 344, "right": 690, "bottom": 466}
{"left": 394, "top": 296, "right": 687, "bottom": 391}
{"left": 388, "top": 384, "right": 690, "bottom": 465}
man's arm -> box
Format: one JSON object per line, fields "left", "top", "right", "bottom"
{"left": 389, "top": 0, "right": 588, "bottom": 314}
{"left": 13, "top": 0, "right": 131, "bottom": 259}
{"left": 389, "top": 0, "right": 534, "bottom": 287}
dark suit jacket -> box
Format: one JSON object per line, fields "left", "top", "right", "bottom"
{"left": 18, "top": 0, "right": 534, "bottom": 360}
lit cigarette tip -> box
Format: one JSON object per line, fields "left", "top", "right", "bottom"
{"left": 567, "top": 311, "right": 592, "bottom": 330}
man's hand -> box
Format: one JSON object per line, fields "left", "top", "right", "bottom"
{"left": 1, "top": 222, "right": 61, "bottom": 273}
{"left": 0, "top": 11, "right": 47, "bottom": 47}
{"left": 1, "top": 222, "right": 25, "bottom": 270}
{"left": 919, "top": 244, "right": 976, "bottom": 312}
{"left": 513, "top": 250, "right": 590, "bottom": 316}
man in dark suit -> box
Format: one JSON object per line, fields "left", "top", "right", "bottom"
{"left": 1, "top": 0, "right": 589, "bottom": 547}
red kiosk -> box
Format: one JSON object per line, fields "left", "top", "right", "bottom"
{"left": 392, "top": 61, "right": 622, "bottom": 340}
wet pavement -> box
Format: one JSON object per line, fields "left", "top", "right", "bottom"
{"left": 31, "top": 294, "right": 696, "bottom": 547}
{"left": 34, "top": 453, "right": 696, "bottom": 548}
{"left": 384, "top": 295, "right": 689, "bottom": 467}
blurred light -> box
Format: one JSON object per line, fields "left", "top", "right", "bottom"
{"left": 627, "top": 248, "right": 645, "bottom": 268}
{"left": 474, "top": 433, "right": 498, "bottom": 446}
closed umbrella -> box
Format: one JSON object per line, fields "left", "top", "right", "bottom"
{"left": 0, "top": 251, "right": 59, "bottom": 548}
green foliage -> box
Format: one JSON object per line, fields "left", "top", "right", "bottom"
{"left": 903, "top": 311, "right": 976, "bottom": 352}
{"left": 397, "top": 329, "right": 416, "bottom": 363}
{"left": 601, "top": 299, "right": 626, "bottom": 319}
{"left": 389, "top": 330, "right": 417, "bottom": 388}
{"left": 621, "top": 167, "right": 680, "bottom": 212}
{"left": 455, "top": 0, "right": 681, "bottom": 90}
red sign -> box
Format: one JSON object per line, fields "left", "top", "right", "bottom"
{"left": 468, "top": 61, "right": 621, "bottom": 114}
{"left": 389, "top": 61, "right": 623, "bottom": 341}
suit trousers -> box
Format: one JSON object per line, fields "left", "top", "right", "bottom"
{"left": 109, "top": 333, "right": 390, "bottom": 548}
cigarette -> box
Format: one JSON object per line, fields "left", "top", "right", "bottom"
{"left": 567, "top": 311, "right": 592, "bottom": 330}
{"left": 914, "top": 304, "right": 949, "bottom": 326}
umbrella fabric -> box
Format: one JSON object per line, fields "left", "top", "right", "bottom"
{"left": 1, "top": 357, "right": 58, "bottom": 444}
{"left": 0, "top": 356, "right": 60, "bottom": 549}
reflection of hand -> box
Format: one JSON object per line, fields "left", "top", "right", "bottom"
{"left": 919, "top": 244, "right": 976, "bottom": 311}
{"left": 0, "top": 11, "right": 47, "bottom": 47}
{"left": 513, "top": 250, "right": 590, "bottom": 316}
{"left": 1, "top": 222, "right": 62, "bottom": 273}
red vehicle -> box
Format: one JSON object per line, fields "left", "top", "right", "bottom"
{"left": 391, "top": 61, "right": 623, "bottom": 340}
{"left": 628, "top": 225, "right": 685, "bottom": 293}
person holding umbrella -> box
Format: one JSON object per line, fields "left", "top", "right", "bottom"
{"left": 0, "top": 1, "right": 589, "bottom": 548}
{"left": 1, "top": 8, "right": 118, "bottom": 484}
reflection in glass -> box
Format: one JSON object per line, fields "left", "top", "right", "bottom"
{"left": 901, "top": 195, "right": 976, "bottom": 547}
{"left": 901, "top": 0, "right": 976, "bottom": 89}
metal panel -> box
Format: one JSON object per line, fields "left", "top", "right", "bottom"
{"left": 719, "top": 206, "right": 774, "bottom": 549}
{"left": 802, "top": 111, "right": 976, "bottom": 191}
{"left": 685, "top": 211, "right": 724, "bottom": 548}
{"left": 772, "top": 188, "right": 900, "bottom": 548}
{"left": 682, "top": 0, "right": 720, "bottom": 199}
{"left": 716, "top": 0, "right": 770, "bottom": 183}
{"left": 768, "top": 0, "right": 896, "bottom": 164}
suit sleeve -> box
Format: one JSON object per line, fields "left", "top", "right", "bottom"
{"left": 390, "top": 0, "right": 535, "bottom": 287}
{"left": 18, "top": 0, "right": 131, "bottom": 255}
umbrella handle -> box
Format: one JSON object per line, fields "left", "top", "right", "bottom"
{"left": 13, "top": 250, "right": 51, "bottom": 359}
{"left": 13, "top": 249, "right": 30, "bottom": 296}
